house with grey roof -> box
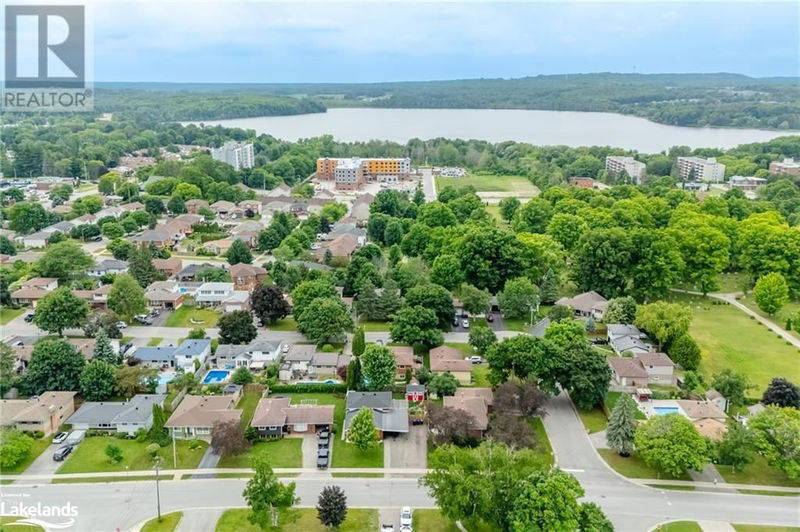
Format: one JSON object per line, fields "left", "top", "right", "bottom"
{"left": 195, "top": 282, "right": 249, "bottom": 311}
{"left": 343, "top": 391, "right": 408, "bottom": 439}
{"left": 607, "top": 324, "right": 652, "bottom": 355}
{"left": 176, "top": 263, "right": 225, "bottom": 281}
{"left": 309, "top": 353, "right": 351, "bottom": 376}
{"left": 87, "top": 259, "right": 129, "bottom": 277}
{"left": 251, "top": 397, "right": 334, "bottom": 439}
{"left": 67, "top": 394, "right": 167, "bottom": 435}
{"left": 130, "top": 339, "right": 210, "bottom": 373}
{"left": 215, "top": 339, "right": 284, "bottom": 371}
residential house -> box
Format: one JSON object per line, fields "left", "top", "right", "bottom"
{"left": 131, "top": 339, "right": 210, "bottom": 373}
{"left": 389, "top": 346, "right": 419, "bottom": 380}
{"left": 195, "top": 282, "right": 249, "bottom": 311}
{"left": 203, "top": 239, "right": 235, "bottom": 255}
{"left": 706, "top": 389, "right": 728, "bottom": 413}
{"left": 185, "top": 199, "right": 210, "bottom": 214}
{"left": 250, "top": 397, "right": 334, "bottom": 439}
{"left": 230, "top": 263, "right": 268, "bottom": 291}
{"left": 87, "top": 259, "right": 129, "bottom": 278}
{"left": 693, "top": 418, "right": 728, "bottom": 441}
{"left": 20, "top": 230, "right": 51, "bottom": 248}
{"left": 67, "top": 394, "right": 167, "bottom": 435}
{"left": 153, "top": 257, "right": 183, "bottom": 278}
{"left": 130, "top": 230, "right": 173, "bottom": 248}
{"left": 555, "top": 291, "right": 608, "bottom": 320}
{"left": 231, "top": 221, "right": 266, "bottom": 235}
{"left": 1, "top": 251, "right": 41, "bottom": 265}
{"left": 265, "top": 184, "right": 291, "bottom": 198}
{"left": 145, "top": 280, "right": 185, "bottom": 309}
{"left": 73, "top": 284, "right": 112, "bottom": 309}
{"left": 278, "top": 345, "right": 316, "bottom": 381}
{"left": 608, "top": 352, "right": 675, "bottom": 388}
{"left": 211, "top": 200, "right": 236, "bottom": 218}
{"left": 215, "top": 339, "right": 284, "bottom": 371}
{"left": 158, "top": 219, "right": 194, "bottom": 241}
{"left": 308, "top": 353, "right": 351, "bottom": 377}
{"left": 176, "top": 263, "right": 225, "bottom": 282}
{"left": 72, "top": 213, "right": 97, "bottom": 226}
{"left": 324, "top": 223, "right": 367, "bottom": 246}
{"left": 443, "top": 388, "right": 492, "bottom": 438}
{"left": 175, "top": 213, "right": 204, "bottom": 225}
{"left": 607, "top": 324, "right": 652, "bottom": 355}
{"left": 165, "top": 395, "right": 242, "bottom": 439}
{"left": 238, "top": 200, "right": 262, "bottom": 215}
{"left": 132, "top": 346, "right": 180, "bottom": 369}
{"left": 0, "top": 391, "right": 76, "bottom": 436}
{"left": 350, "top": 194, "right": 374, "bottom": 223}
{"left": 261, "top": 198, "right": 293, "bottom": 216}
{"left": 119, "top": 201, "right": 144, "bottom": 212}
{"left": 315, "top": 233, "right": 360, "bottom": 262}
{"left": 10, "top": 277, "right": 58, "bottom": 307}
{"left": 569, "top": 177, "right": 598, "bottom": 189}
{"left": 429, "top": 346, "right": 473, "bottom": 385}
{"left": 343, "top": 391, "right": 409, "bottom": 439}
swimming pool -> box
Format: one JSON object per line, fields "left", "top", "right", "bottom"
{"left": 653, "top": 406, "right": 680, "bottom": 416}
{"left": 203, "top": 370, "right": 230, "bottom": 384}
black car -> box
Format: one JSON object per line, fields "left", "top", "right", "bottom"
{"left": 24, "top": 313, "right": 35, "bottom": 322}
{"left": 486, "top": 313, "right": 494, "bottom": 323}
{"left": 53, "top": 445, "right": 73, "bottom": 462}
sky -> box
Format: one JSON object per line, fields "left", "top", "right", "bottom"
{"left": 86, "top": 1, "right": 799, "bottom": 83}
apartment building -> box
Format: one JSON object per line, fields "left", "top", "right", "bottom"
{"left": 769, "top": 158, "right": 800, "bottom": 176}
{"left": 676, "top": 157, "right": 726, "bottom": 182}
{"left": 316, "top": 157, "right": 412, "bottom": 190}
{"left": 211, "top": 141, "right": 255, "bottom": 171}
{"left": 605, "top": 156, "right": 646, "bottom": 183}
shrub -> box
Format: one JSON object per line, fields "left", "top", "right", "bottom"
{"left": 321, "top": 344, "right": 336, "bottom": 353}
{"left": 188, "top": 439, "right": 203, "bottom": 450}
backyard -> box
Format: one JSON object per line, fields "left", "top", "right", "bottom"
{"left": 269, "top": 317, "right": 298, "bottom": 331}
{"left": 435, "top": 173, "right": 539, "bottom": 194}
{"left": 56, "top": 436, "right": 208, "bottom": 473}
{"left": 164, "top": 307, "right": 221, "bottom": 328}
{"left": 215, "top": 508, "right": 378, "bottom": 532}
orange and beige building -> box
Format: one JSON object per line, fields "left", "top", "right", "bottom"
{"left": 316, "top": 157, "right": 412, "bottom": 190}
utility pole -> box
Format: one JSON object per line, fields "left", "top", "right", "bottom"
{"left": 172, "top": 432, "right": 177, "bottom": 469}
{"left": 154, "top": 458, "right": 162, "bottom": 521}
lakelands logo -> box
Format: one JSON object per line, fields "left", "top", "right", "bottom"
{"left": 2, "top": 3, "right": 93, "bottom": 111}
{"left": 1, "top": 500, "right": 78, "bottom": 529}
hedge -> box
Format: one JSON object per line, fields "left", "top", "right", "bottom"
{"left": 269, "top": 383, "right": 347, "bottom": 394}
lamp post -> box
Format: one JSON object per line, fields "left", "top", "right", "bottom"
{"left": 154, "top": 457, "right": 162, "bottom": 521}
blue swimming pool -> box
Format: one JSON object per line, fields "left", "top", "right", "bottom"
{"left": 653, "top": 406, "right": 680, "bottom": 416}
{"left": 203, "top": 370, "right": 230, "bottom": 384}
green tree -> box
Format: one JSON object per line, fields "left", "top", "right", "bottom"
{"left": 635, "top": 301, "right": 692, "bottom": 349}
{"left": 0, "top": 430, "right": 33, "bottom": 469}
{"left": 296, "top": 297, "right": 354, "bottom": 344}
{"left": 762, "top": 378, "right": 800, "bottom": 409}
{"left": 668, "top": 334, "right": 701, "bottom": 370}
{"left": 498, "top": 277, "right": 540, "bottom": 321}
{"left": 405, "top": 284, "right": 454, "bottom": 329}
{"left": 167, "top": 195, "right": 187, "bottom": 214}
{"left": 348, "top": 407, "right": 379, "bottom": 451}
{"left": 360, "top": 344, "right": 396, "bottom": 391}
{"left": 711, "top": 369, "right": 752, "bottom": 407}
{"left": 102, "top": 222, "right": 125, "bottom": 239}
{"left": 428, "top": 372, "right": 459, "bottom": 397}
{"left": 629, "top": 229, "right": 684, "bottom": 301}
{"left": 116, "top": 366, "right": 157, "bottom": 399}
{"left": 606, "top": 393, "right": 637, "bottom": 456}
{"left": 748, "top": 405, "right": 800, "bottom": 479}
{"left": 188, "top": 327, "right": 206, "bottom": 340}
{"left": 79, "top": 360, "right": 117, "bottom": 401}
{"left": 754, "top": 272, "right": 790, "bottom": 316}
{"left": 128, "top": 245, "right": 162, "bottom": 288}
{"left": 460, "top": 284, "right": 491, "bottom": 316}
{"left": 290, "top": 279, "right": 338, "bottom": 318}
{"left": 0, "top": 344, "right": 17, "bottom": 396}
{"left": 351, "top": 327, "right": 366, "bottom": 357}
{"left": 105, "top": 444, "right": 123, "bottom": 464}
{"left": 545, "top": 213, "right": 587, "bottom": 252}
{"left": 34, "top": 287, "right": 90, "bottom": 336}
{"left": 148, "top": 404, "right": 169, "bottom": 446}
{"left": 218, "top": 310, "right": 257, "bottom": 345}
{"left": 485, "top": 335, "right": 557, "bottom": 390}
{"left": 317, "top": 485, "right": 348, "bottom": 529}
{"left": 456, "top": 225, "right": 525, "bottom": 293}
{"left": 226, "top": 239, "right": 253, "bottom": 265}
{"left": 232, "top": 367, "right": 254, "bottom": 385}
{"left": 346, "top": 357, "right": 362, "bottom": 391}
{"left": 107, "top": 273, "right": 147, "bottom": 321}
{"left": 578, "top": 503, "right": 614, "bottom": 532}
{"left": 558, "top": 344, "right": 611, "bottom": 410}
{"left": 37, "top": 241, "right": 94, "bottom": 281}
{"left": 430, "top": 254, "right": 464, "bottom": 291}
{"left": 7, "top": 202, "right": 49, "bottom": 234}
{"left": 571, "top": 228, "right": 633, "bottom": 298}
{"left": 634, "top": 414, "right": 709, "bottom": 478}
{"left": 468, "top": 325, "right": 497, "bottom": 356}
{"left": 389, "top": 306, "right": 443, "bottom": 348}
{"left": 603, "top": 297, "right": 637, "bottom": 324}
{"left": 715, "top": 422, "right": 755, "bottom": 472}
{"left": 670, "top": 224, "right": 730, "bottom": 295}
{"left": 509, "top": 469, "right": 602, "bottom": 532}
{"left": 21, "top": 339, "right": 85, "bottom": 395}
{"left": 249, "top": 284, "right": 290, "bottom": 326}
{"left": 418, "top": 201, "right": 458, "bottom": 227}
{"left": 499, "top": 197, "right": 520, "bottom": 222}
{"left": 512, "top": 199, "right": 553, "bottom": 234}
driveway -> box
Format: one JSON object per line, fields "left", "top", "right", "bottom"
{"left": 190, "top": 446, "right": 220, "bottom": 479}
{"left": 301, "top": 434, "right": 325, "bottom": 474}
{"left": 15, "top": 441, "right": 62, "bottom": 484}
{"left": 384, "top": 425, "right": 427, "bottom": 477}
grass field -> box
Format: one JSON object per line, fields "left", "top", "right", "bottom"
{"left": 0, "top": 435, "right": 52, "bottom": 474}
{"left": 666, "top": 294, "right": 800, "bottom": 395}
{"left": 359, "top": 319, "right": 391, "bottom": 332}
{"left": 597, "top": 449, "right": 691, "bottom": 480}
{"left": 733, "top": 526, "right": 800, "bottom": 532}
{"left": 0, "top": 516, "right": 45, "bottom": 531}
{"left": 215, "top": 508, "right": 378, "bottom": 532}
{"left": 436, "top": 173, "right": 538, "bottom": 194}
{"left": 237, "top": 389, "right": 264, "bottom": 426}
{"left": 140, "top": 512, "right": 183, "bottom": 532}
{"left": 737, "top": 294, "right": 800, "bottom": 340}
{"left": 56, "top": 437, "right": 207, "bottom": 473}
{"left": 165, "top": 307, "right": 221, "bottom": 328}
{"left": 530, "top": 418, "right": 554, "bottom": 466}
{"left": 660, "top": 522, "right": 703, "bottom": 532}
{"left": 412, "top": 510, "right": 496, "bottom": 532}
{"left": 0, "top": 307, "right": 25, "bottom": 325}
{"left": 269, "top": 317, "right": 298, "bottom": 331}
{"left": 217, "top": 438, "right": 302, "bottom": 469}
{"left": 147, "top": 337, "right": 164, "bottom": 347}
{"left": 576, "top": 405, "right": 608, "bottom": 433}
{"left": 716, "top": 455, "right": 800, "bottom": 488}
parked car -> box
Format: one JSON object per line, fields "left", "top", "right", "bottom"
{"left": 318, "top": 437, "right": 329, "bottom": 449}
{"left": 149, "top": 309, "right": 160, "bottom": 317}
{"left": 282, "top": 344, "right": 290, "bottom": 353}
{"left": 318, "top": 429, "right": 330, "bottom": 439}
{"left": 381, "top": 525, "right": 395, "bottom": 532}
{"left": 400, "top": 507, "right": 412, "bottom": 528}
{"left": 461, "top": 319, "right": 469, "bottom": 329}
{"left": 116, "top": 321, "right": 128, "bottom": 329}
{"left": 468, "top": 356, "right": 482, "bottom": 364}
{"left": 134, "top": 315, "right": 153, "bottom": 325}
{"left": 120, "top": 342, "right": 133, "bottom": 354}
{"left": 24, "top": 313, "right": 35, "bottom": 322}
{"left": 91, "top": 235, "right": 103, "bottom": 242}
{"left": 486, "top": 313, "right": 494, "bottom": 323}
{"left": 411, "top": 418, "right": 424, "bottom": 426}
{"left": 453, "top": 316, "right": 459, "bottom": 327}
{"left": 53, "top": 445, "right": 73, "bottom": 461}
{"left": 591, "top": 338, "right": 608, "bottom": 345}
{"left": 52, "top": 432, "right": 69, "bottom": 445}
{"left": 317, "top": 449, "right": 329, "bottom": 469}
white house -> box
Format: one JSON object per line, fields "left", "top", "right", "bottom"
{"left": 195, "top": 282, "right": 249, "bottom": 312}
{"left": 87, "top": 259, "right": 129, "bottom": 278}
{"left": 67, "top": 394, "right": 167, "bottom": 435}
{"left": 215, "top": 339, "right": 284, "bottom": 371}
{"left": 607, "top": 324, "right": 652, "bottom": 355}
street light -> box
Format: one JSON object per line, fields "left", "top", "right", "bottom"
{"left": 154, "top": 457, "right": 162, "bottom": 522}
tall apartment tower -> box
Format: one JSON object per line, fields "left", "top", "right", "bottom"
{"left": 211, "top": 142, "right": 255, "bottom": 171}
{"left": 676, "top": 157, "right": 726, "bottom": 182}
{"left": 605, "top": 156, "right": 646, "bottom": 183}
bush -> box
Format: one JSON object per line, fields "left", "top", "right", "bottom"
{"left": 29, "top": 430, "right": 45, "bottom": 439}
{"left": 146, "top": 443, "right": 160, "bottom": 458}
{"left": 188, "top": 439, "right": 203, "bottom": 450}
{"left": 0, "top": 430, "right": 34, "bottom": 469}
{"left": 321, "top": 343, "right": 336, "bottom": 352}
{"left": 134, "top": 429, "right": 148, "bottom": 443}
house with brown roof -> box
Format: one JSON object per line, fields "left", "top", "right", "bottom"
{"left": 211, "top": 200, "right": 236, "bottom": 218}
{"left": 230, "top": 263, "right": 267, "bottom": 291}
{"left": 608, "top": 353, "right": 676, "bottom": 388}
{"left": 389, "top": 345, "right": 419, "bottom": 380}
{"left": 693, "top": 418, "right": 727, "bottom": 442}
{"left": 10, "top": 278, "right": 58, "bottom": 307}
{"left": 203, "top": 238, "right": 234, "bottom": 255}
{"left": 250, "top": 397, "right": 334, "bottom": 439}
{"left": 130, "top": 229, "right": 173, "bottom": 248}
{"left": 429, "top": 346, "right": 473, "bottom": 385}
{"left": 120, "top": 201, "right": 144, "bottom": 212}
{"left": 555, "top": 291, "right": 608, "bottom": 320}
{"left": 443, "top": 388, "right": 491, "bottom": 438}
{"left": 315, "top": 233, "right": 359, "bottom": 262}
{"left": 185, "top": 199, "right": 210, "bottom": 214}
{"left": 0, "top": 391, "right": 76, "bottom": 436}
{"left": 73, "top": 284, "right": 112, "bottom": 308}
{"left": 153, "top": 257, "right": 183, "bottom": 277}
{"left": 165, "top": 395, "right": 242, "bottom": 439}
{"left": 238, "top": 199, "right": 262, "bottom": 215}
{"left": 145, "top": 280, "right": 185, "bottom": 309}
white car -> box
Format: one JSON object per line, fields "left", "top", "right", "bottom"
{"left": 400, "top": 507, "right": 412, "bottom": 528}
{"left": 52, "top": 432, "right": 69, "bottom": 445}
{"left": 468, "top": 356, "right": 482, "bottom": 364}
{"left": 461, "top": 319, "right": 469, "bottom": 329}
{"left": 116, "top": 321, "right": 128, "bottom": 329}
{"left": 282, "top": 344, "right": 290, "bottom": 353}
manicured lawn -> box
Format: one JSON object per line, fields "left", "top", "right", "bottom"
{"left": 282, "top": 393, "right": 345, "bottom": 430}
{"left": 471, "top": 364, "right": 491, "bottom": 387}
{"left": 121, "top": 336, "right": 133, "bottom": 343}
{"left": 529, "top": 417, "right": 554, "bottom": 466}
{"left": 597, "top": 449, "right": 691, "bottom": 480}
{"left": 436, "top": 173, "right": 539, "bottom": 194}
{"left": 666, "top": 294, "right": 800, "bottom": 395}
{"left": 56, "top": 436, "right": 207, "bottom": 473}
{"left": 734, "top": 526, "right": 800, "bottom": 532}
{"left": 165, "top": 307, "right": 221, "bottom": 328}
{"left": 0, "top": 516, "right": 45, "bottom": 531}
{"left": 502, "top": 318, "right": 530, "bottom": 332}
{"left": 237, "top": 390, "right": 264, "bottom": 426}
{"left": 147, "top": 337, "right": 164, "bottom": 347}
{"left": 661, "top": 522, "right": 703, "bottom": 532}
{"left": 412, "top": 510, "right": 495, "bottom": 532}
{"left": 604, "top": 392, "right": 646, "bottom": 420}
{"left": 575, "top": 405, "right": 608, "bottom": 433}
{"left": 269, "top": 317, "right": 298, "bottom": 331}
{"left": 216, "top": 508, "right": 378, "bottom": 532}
{"left": 359, "top": 319, "right": 391, "bottom": 332}
{"left": 647, "top": 484, "right": 696, "bottom": 491}
{"left": 330, "top": 440, "right": 384, "bottom": 468}
{"left": 716, "top": 455, "right": 800, "bottom": 488}
{"left": 0, "top": 307, "right": 25, "bottom": 325}
{"left": 140, "top": 511, "right": 183, "bottom": 532}
{"left": 217, "top": 438, "right": 302, "bottom": 469}
{"left": 737, "top": 293, "right": 800, "bottom": 340}
{"left": 1, "top": 435, "right": 52, "bottom": 474}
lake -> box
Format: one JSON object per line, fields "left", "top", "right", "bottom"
{"left": 188, "top": 108, "right": 798, "bottom": 153}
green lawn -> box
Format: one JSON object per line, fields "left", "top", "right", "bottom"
{"left": 716, "top": 455, "right": 800, "bottom": 488}
{"left": 215, "top": 508, "right": 378, "bottom": 532}
{"left": 0, "top": 516, "right": 45, "bottom": 531}
{"left": 436, "top": 173, "right": 539, "bottom": 194}
{"left": 647, "top": 484, "right": 696, "bottom": 491}
{"left": 529, "top": 417, "right": 554, "bottom": 466}
{"left": 56, "top": 436, "right": 207, "bottom": 473}
{"left": 164, "top": 307, "right": 221, "bottom": 328}
{"left": 502, "top": 318, "right": 530, "bottom": 332}
{"left": 597, "top": 449, "right": 691, "bottom": 480}
{"left": 734, "top": 526, "right": 800, "bottom": 532}
{"left": 604, "top": 392, "right": 646, "bottom": 420}
{"left": 359, "top": 319, "right": 391, "bottom": 332}
{"left": 666, "top": 294, "right": 800, "bottom": 395}
{"left": 218, "top": 438, "right": 302, "bottom": 469}
{"left": 1, "top": 435, "right": 52, "bottom": 474}
{"left": 237, "top": 390, "right": 264, "bottom": 426}
{"left": 147, "top": 337, "right": 164, "bottom": 347}
{"left": 575, "top": 405, "right": 608, "bottom": 433}
{"left": 330, "top": 440, "right": 384, "bottom": 468}
{"left": 471, "top": 364, "right": 491, "bottom": 387}
{"left": 661, "top": 522, "right": 703, "bottom": 532}
{"left": 0, "top": 307, "right": 25, "bottom": 325}
{"left": 737, "top": 294, "right": 800, "bottom": 340}
{"left": 140, "top": 512, "right": 183, "bottom": 532}
{"left": 269, "top": 317, "right": 298, "bottom": 331}
{"left": 121, "top": 336, "right": 133, "bottom": 344}
{"left": 412, "top": 510, "right": 495, "bottom": 532}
